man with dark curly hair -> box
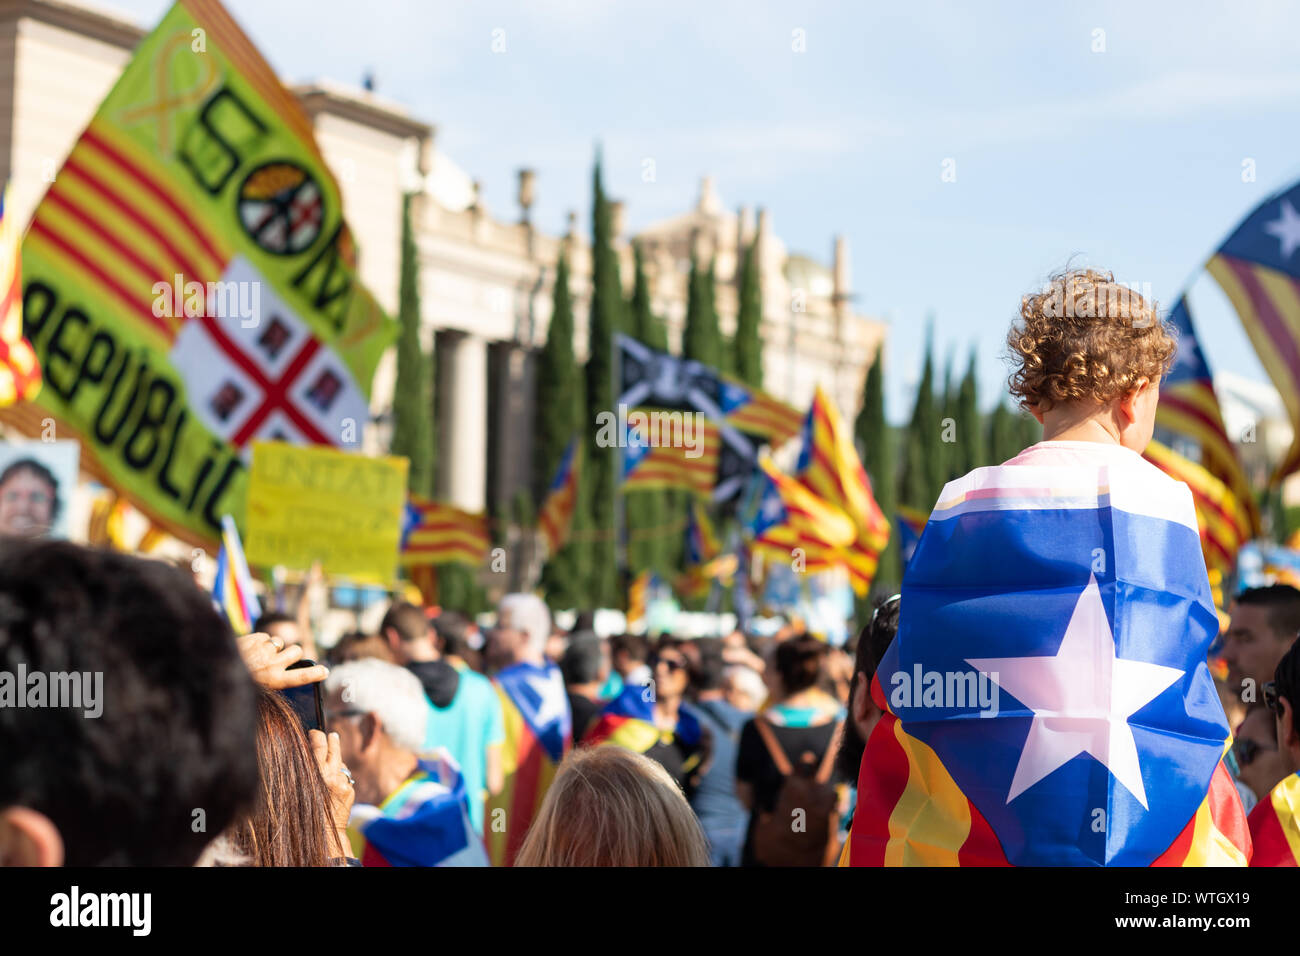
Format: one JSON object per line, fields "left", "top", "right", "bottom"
{"left": 0, "top": 539, "right": 259, "bottom": 866}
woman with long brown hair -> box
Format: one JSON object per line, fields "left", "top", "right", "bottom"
{"left": 226, "top": 687, "right": 355, "bottom": 866}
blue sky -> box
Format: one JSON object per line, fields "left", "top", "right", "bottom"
{"left": 109, "top": 0, "right": 1300, "bottom": 423}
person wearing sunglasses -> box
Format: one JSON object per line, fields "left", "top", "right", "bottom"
{"left": 582, "top": 635, "right": 709, "bottom": 799}
{"left": 1249, "top": 640, "right": 1300, "bottom": 864}
{"left": 1230, "top": 706, "right": 1286, "bottom": 812}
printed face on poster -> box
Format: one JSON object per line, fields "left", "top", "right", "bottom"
{"left": 0, "top": 440, "right": 79, "bottom": 539}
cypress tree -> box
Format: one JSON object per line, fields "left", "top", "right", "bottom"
{"left": 901, "top": 328, "right": 944, "bottom": 509}
{"left": 988, "top": 400, "right": 1018, "bottom": 464}
{"left": 537, "top": 251, "right": 588, "bottom": 608}
{"left": 856, "top": 343, "right": 899, "bottom": 594}
{"left": 939, "top": 354, "right": 959, "bottom": 483}
{"left": 683, "top": 250, "right": 721, "bottom": 369}
{"left": 583, "top": 150, "right": 622, "bottom": 608}
{"left": 391, "top": 192, "right": 435, "bottom": 496}
{"left": 734, "top": 237, "right": 763, "bottom": 388}
{"left": 958, "top": 348, "right": 986, "bottom": 472}
{"left": 625, "top": 243, "right": 668, "bottom": 577}
{"left": 1014, "top": 409, "right": 1042, "bottom": 455}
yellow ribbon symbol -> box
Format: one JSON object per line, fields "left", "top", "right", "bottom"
{"left": 118, "top": 31, "right": 220, "bottom": 155}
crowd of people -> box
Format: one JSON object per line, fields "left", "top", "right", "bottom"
{"left": 4, "top": 267, "right": 1300, "bottom": 867}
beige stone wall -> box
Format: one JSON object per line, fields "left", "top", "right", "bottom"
{"left": 5, "top": 13, "right": 132, "bottom": 227}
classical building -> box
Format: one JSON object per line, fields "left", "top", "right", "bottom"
{"left": 0, "top": 0, "right": 887, "bottom": 526}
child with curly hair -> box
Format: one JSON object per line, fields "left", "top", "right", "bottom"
{"left": 846, "top": 267, "right": 1250, "bottom": 867}
{"left": 1004, "top": 268, "right": 1176, "bottom": 465}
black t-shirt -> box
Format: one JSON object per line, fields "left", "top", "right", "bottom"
{"left": 568, "top": 692, "right": 600, "bottom": 742}
{"left": 736, "top": 718, "right": 839, "bottom": 866}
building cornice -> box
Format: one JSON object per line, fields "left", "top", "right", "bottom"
{"left": 292, "top": 81, "right": 432, "bottom": 141}
{"left": 0, "top": 0, "right": 144, "bottom": 49}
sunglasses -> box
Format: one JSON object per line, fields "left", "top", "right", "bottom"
{"left": 1264, "top": 681, "right": 1281, "bottom": 714}
{"left": 652, "top": 656, "right": 686, "bottom": 673}
{"left": 1232, "top": 737, "right": 1274, "bottom": 768}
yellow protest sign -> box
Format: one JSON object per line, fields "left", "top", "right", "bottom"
{"left": 244, "top": 441, "right": 407, "bottom": 583}
{"left": 0, "top": 0, "right": 398, "bottom": 547}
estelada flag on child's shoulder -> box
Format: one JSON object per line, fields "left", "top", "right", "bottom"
{"left": 1248, "top": 772, "right": 1300, "bottom": 866}
{"left": 485, "top": 660, "right": 571, "bottom": 867}
{"left": 2, "top": 0, "right": 397, "bottom": 547}
{"left": 850, "top": 456, "right": 1250, "bottom": 866}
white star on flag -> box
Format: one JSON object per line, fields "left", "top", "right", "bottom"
{"left": 966, "top": 574, "right": 1184, "bottom": 809}
{"left": 1265, "top": 199, "right": 1300, "bottom": 260}
{"left": 525, "top": 670, "right": 567, "bottom": 727}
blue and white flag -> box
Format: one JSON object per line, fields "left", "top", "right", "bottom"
{"left": 859, "top": 456, "right": 1246, "bottom": 866}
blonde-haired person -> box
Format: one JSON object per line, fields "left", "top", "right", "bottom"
{"left": 515, "top": 746, "right": 711, "bottom": 867}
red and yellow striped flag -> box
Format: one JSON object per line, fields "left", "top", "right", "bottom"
{"left": 1204, "top": 183, "right": 1300, "bottom": 482}
{"left": 538, "top": 438, "right": 580, "bottom": 556}
{"left": 1156, "top": 296, "right": 1260, "bottom": 536}
{"left": 1143, "top": 440, "right": 1251, "bottom": 578}
{"left": 792, "top": 386, "right": 890, "bottom": 594}
{"left": 0, "top": 183, "right": 39, "bottom": 406}
{"left": 400, "top": 496, "right": 490, "bottom": 568}
{"left": 1249, "top": 771, "right": 1300, "bottom": 866}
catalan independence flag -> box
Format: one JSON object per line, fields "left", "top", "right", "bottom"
{"left": 485, "top": 661, "right": 571, "bottom": 867}
{"left": 2, "top": 0, "right": 398, "bottom": 549}
{"left": 792, "top": 386, "right": 890, "bottom": 595}
{"left": 850, "top": 456, "right": 1250, "bottom": 866}
{"left": 213, "top": 514, "right": 258, "bottom": 635}
{"left": 1156, "top": 297, "right": 1259, "bottom": 535}
{"left": 0, "top": 184, "right": 38, "bottom": 406}
{"left": 718, "top": 377, "right": 804, "bottom": 447}
{"left": 1206, "top": 183, "right": 1300, "bottom": 482}
{"left": 1143, "top": 440, "right": 1251, "bottom": 578}
{"left": 348, "top": 750, "right": 487, "bottom": 867}
{"left": 678, "top": 501, "right": 736, "bottom": 598}
{"left": 583, "top": 682, "right": 704, "bottom": 775}
{"left": 620, "top": 411, "right": 720, "bottom": 497}
{"left": 896, "top": 505, "right": 928, "bottom": 568}
{"left": 400, "top": 496, "right": 489, "bottom": 568}
{"left": 1248, "top": 772, "right": 1300, "bottom": 866}
{"left": 538, "top": 438, "right": 580, "bottom": 556}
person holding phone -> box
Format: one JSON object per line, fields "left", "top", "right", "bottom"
{"left": 235, "top": 632, "right": 357, "bottom": 865}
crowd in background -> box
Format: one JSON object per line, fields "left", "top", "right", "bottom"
{"left": 4, "top": 532, "right": 1300, "bottom": 867}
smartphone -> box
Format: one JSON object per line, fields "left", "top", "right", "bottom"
{"left": 278, "top": 659, "right": 325, "bottom": 734}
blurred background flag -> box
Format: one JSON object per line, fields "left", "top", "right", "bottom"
{"left": 1247, "top": 771, "right": 1300, "bottom": 866}
{"left": 214, "top": 514, "right": 259, "bottom": 635}
{"left": 399, "top": 496, "right": 490, "bottom": 567}
{"left": 718, "top": 376, "right": 804, "bottom": 447}
{"left": 538, "top": 438, "right": 581, "bottom": 556}
{"left": 851, "top": 461, "right": 1249, "bottom": 866}
{"left": 895, "top": 505, "right": 928, "bottom": 569}
{"left": 0, "top": 182, "right": 39, "bottom": 406}
{"left": 1143, "top": 439, "right": 1251, "bottom": 580}
{"left": 1205, "top": 182, "right": 1300, "bottom": 482}
{"left": 1155, "top": 296, "right": 1259, "bottom": 535}
{"left": 619, "top": 411, "right": 720, "bottom": 497}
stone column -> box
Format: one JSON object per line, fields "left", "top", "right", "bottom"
{"left": 437, "top": 330, "right": 488, "bottom": 513}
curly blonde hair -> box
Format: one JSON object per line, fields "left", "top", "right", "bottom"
{"left": 1008, "top": 268, "right": 1176, "bottom": 412}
